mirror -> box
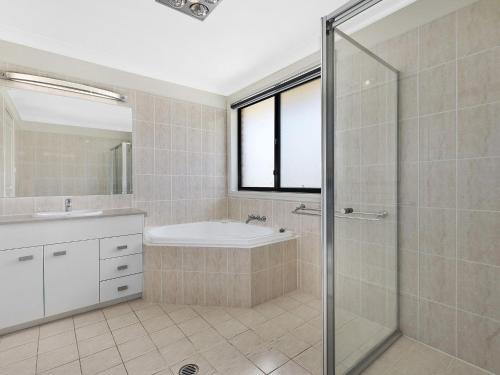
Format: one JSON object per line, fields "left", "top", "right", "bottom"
{"left": 0, "top": 86, "right": 133, "bottom": 197}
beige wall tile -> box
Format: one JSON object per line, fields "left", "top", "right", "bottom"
{"left": 361, "top": 84, "right": 389, "bottom": 127}
{"left": 135, "top": 92, "right": 154, "bottom": 122}
{"left": 205, "top": 273, "right": 228, "bottom": 306}
{"left": 457, "top": 310, "right": 500, "bottom": 374}
{"left": 205, "top": 248, "right": 228, "bottom": 273}
{"left": 189, "top": 103, "right": 202, "bottom": 129}
{"left": 400, "top": 250, "right": 418, "bottom": 297}
{"left": 419, "top": 208, "right": 456, "bottom": 257}
{"left": 227, "top": 273, "right": 251, "bottom": 308}
{"left": 457, "top": 158, "right": 500, "bottom": 210}
{"left": 419, "top": 111, "right": 456, "bottom": 162}
{"left": 457, "top": 0, "right": 500, "bottom": 57}
{"left": 228, "top": 248, "right": 250, "bottom": 274}
{"left": 399, "top": 118, "right": 418, "bottom": 163}
{"left": 154, "top": 124, "right": 171, "bottom": 149}
{"left": 398, "top": 75, "right": 418, "bottom": 120}
{"left": 458, "top": 210, "right": 500, "bottom": 266}
{"left": 419, "top": 161, "right": 456, "bottom": 209}
{"left": 154, "top": 97, "right": 171, "bottom": 125}
{"left": 419, "top": 13, "right": 457, "bottom": 69}
{"left": 183, "top": 271, "right": 205, "bottom": 305}
{"left": 458, "top": 47, "right": 500, "bottom": 108}
{"left": 419, "top": 254, "right": 456, "bottom": 306}
{"left": 419, "top": 62, "right": 457, "bottom": 116}
{"left": 336, "top": 93, "right": 361, "bottom": 130}
{"left": 380, "top": 29, "right": 419, "bottom": 77}
{"left": 399, "top": 293, "right": 418, "bottom": 339}
{"left": 398, "top": 163, "right": 418, "bottom": 206}
{"left": 399, "top": 206, "right": 417, "bottom": 252}
{"left": 458, "top": 260, "right": 500, "bottom": 321}
{"left": 182, "top": 248, "right": 205, "bottom": 272}
{"left": 252, "top": 270, "right": 269, "bottom": 306}
{"left": 418, "top": 299, "right": 456, "bottom": 355}
{"left": 458, "top": 102, "right": 500, "bottom": 158}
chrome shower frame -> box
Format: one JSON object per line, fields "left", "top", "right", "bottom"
{"left": 321, "top": 1, "right": 401, "bottom": 374}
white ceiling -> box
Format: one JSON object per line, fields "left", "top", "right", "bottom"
{"left": 7, "top": 88, "right": 133, "bottom": 132}
{"left": 0, "top": 0, "right": 349, "bottom": 96}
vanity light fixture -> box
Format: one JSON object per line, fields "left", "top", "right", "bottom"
{"left": 155, "top": 0, "right": 223, "bottom": 21}
{"left": 0, "top": 72, "right": 126, "bottom": 102}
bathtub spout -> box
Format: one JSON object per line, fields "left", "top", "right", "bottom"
{"left": 246, "top": 214, "right": 267, "bottom": 224}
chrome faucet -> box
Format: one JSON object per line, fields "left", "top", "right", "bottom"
{"left": 246, "top": 214, "right": 267, "bottom": 224}
{"left": 65, "top": 198, "right": 72, "bottom": 212}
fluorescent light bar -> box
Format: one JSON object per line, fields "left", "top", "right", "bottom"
{"left": 0, "top": 72, "right": 126, "bottom": 102}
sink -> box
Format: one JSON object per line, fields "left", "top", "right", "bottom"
{"left": 33, "top": 209, "right": 104, "bottom": 218}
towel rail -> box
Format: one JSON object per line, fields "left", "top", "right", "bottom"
{"left": 292, "top": 204, "right": 388, "bottom": 221}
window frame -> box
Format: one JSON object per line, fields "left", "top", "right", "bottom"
{"left": 237, "top": 75, "right": 321, "bottom": 194}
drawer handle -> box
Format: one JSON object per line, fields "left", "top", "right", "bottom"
{"left": 53, "top": 251, "right": 67, "bottom": 257}
{"left": 117, "top": 265, "right": 128, "bottom": 271}
{"left": 117, "top": 245, "right": 128, "bottom": 250}
{"left": 18, "top": 255, "right": 34, "bottom": 262}
{"left": 117, "top": 285, "right": 128, "bottom": 292}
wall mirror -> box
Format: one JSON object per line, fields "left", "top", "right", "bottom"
{"left": 0, "top": 84, "right": 133, "bottom": 197}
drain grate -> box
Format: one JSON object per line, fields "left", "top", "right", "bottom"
{"left": 179, "top": 364, "right": 199, "bottom": 375}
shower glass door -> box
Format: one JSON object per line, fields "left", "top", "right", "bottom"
{"left": 322, "top": 11, "right": 399, "bottom": 374}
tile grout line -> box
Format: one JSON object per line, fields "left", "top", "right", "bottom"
{"left": 102, "top": 309, "right": 129, "bottom": 375}
{"left": 416, "top": 19, "right": 421, "bottom": 343}
{"left": 72, "top": 318, "right": 84, "bottom": 375}
{"left": 454, "top": 9, "right": 460, "bottom": 359}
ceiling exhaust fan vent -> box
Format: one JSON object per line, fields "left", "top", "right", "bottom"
{"left": 155, "top": 0, "right": 223, "bottom": 21}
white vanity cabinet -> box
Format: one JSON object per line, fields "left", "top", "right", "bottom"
{"left": 0, "top": 246, "right": 44, "bottom": 328}
{"left": 44, "top": 239, "right": 100, "bottom": 316}
{"left": 0, "top": 211, "right": 144, "bottom": 333}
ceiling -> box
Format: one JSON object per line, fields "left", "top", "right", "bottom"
{"left": 7, "top": 88, "right": 133, "bottom": 132}
{"left": 0, "top": 0, "right": 349, "bottom": 96}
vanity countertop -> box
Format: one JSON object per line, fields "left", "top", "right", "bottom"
{"left": 0, "top": 208, "right": 146, "bottom": 226}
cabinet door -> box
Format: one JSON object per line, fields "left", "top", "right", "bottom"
{"left": 44, "top": 240, "right": 99, "bottom": 316}
{"left": 0, "top": 247, "right": 44, "bottom": 329}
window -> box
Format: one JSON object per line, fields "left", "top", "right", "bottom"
{"left": 237, "top": 74, "right": 321, "bottom": 193}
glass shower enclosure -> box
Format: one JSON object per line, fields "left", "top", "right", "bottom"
{"left": 322, "top": 2, "right": 399, "bottom": 374}
{"left": 110, "top": 142, "right": 132, "bottom": 194}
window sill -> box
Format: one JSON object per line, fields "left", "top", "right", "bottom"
{"left": 228, "top": 190, "right": 321, "bottom": 203}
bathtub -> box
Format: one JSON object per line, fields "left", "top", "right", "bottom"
{"left": 144, "top": 220, "right": 295, "bottom": 248}
{"left": 143, "top": 221, "right": 299, "bottom": 307}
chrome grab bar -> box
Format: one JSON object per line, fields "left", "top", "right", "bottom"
{"left": 292, "top": 204, "right": 321, "bottom": 216}
{"left": 292, "top": 204, "right": 388, "bottom": 221}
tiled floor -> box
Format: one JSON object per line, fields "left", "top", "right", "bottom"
{"left": 1, "top": 292, "right": 486, "bottom": 375}
{"left": 361, "top": 336, "right": 491, "bottom": 375}
{"left": 0, "top": 291, "right": 324, "bottom": 375}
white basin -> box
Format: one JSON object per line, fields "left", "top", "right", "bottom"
{"left": 33, "top": 209, "right": 104, "bottom": 218}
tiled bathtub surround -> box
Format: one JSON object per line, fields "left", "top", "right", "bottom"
{"left": 143, "top": 239, "right": 298, "bottom": 307}
{"left": 368, "top": 0, "right": 500, "bottom": 373}
{"left": 0, "top": 60, "right": 228, "bottom": 225}
{"left": 228, "top": 198, "right": 322, "bottom": 298}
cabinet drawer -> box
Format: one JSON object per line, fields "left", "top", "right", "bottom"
{"left": 0, "top": 247, "right": 44, "bottom": 329}
{"left": 100, "top": 254, "right": 143, "bottom": 281}
{"left": 100, "top": 234, "right": 142, "bottom": 259}
{"left": 100, "top": 273, "right": 143, "bottom": 302}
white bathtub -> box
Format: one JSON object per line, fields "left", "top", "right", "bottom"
{"left": 144, "top": 220, "right": 295, "bottom": 248}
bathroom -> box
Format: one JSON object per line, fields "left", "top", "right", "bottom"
{"left": 0, "top": 0, "right": 498, "bottom": 374}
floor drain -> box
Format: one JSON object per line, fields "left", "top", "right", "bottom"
{"left": 179, "top": 364, "right": 199, "bottom": 375}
